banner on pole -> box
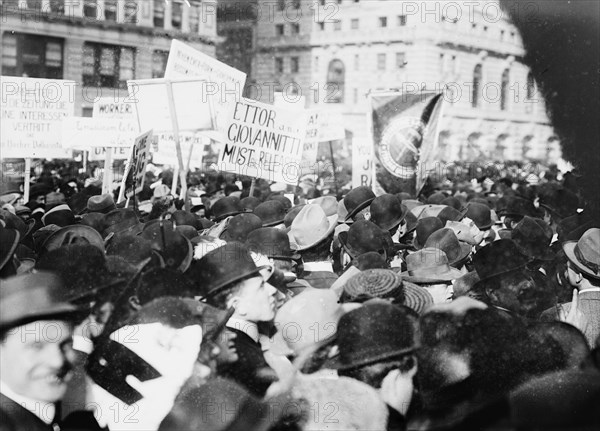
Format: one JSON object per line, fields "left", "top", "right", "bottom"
{"left": 369, "top": 91, "right": 444, "bottom": 196}
{"left": 352, "top": 137, "right": 373, "bottom": 188}
{"left": 120, "top": 130, "right": 153, "bottom": 199}
{"left": 61, "top": 117, "right": 139, "bottom": 150}
{"left": 215, "top": 98, "right": 306, "bottom": 185}
{"left": 164, "top": 40, "right": 246, "bottom": 133}
{"left": 1, "top": 76, "right": 75, "bottom": 158}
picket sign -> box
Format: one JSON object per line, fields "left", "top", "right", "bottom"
{"left": 118, "top": 130, "right": 153, "bottom": 202}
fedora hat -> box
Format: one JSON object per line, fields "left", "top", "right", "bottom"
{"left": 401, "top": 211, "right": 418, "bottom": 239}
{"left": 246, "top": 227, "right": 301, "bottom": 261}
{"left": 464, "top": 202, "right": 493, "bottom": 230}
{"left": 499, "top": 196, "right": 542, "bottom": 219}
{"left": 413, "top": 217, "right": 444, "bottom": 249}
{"left": 343, "top": 186, "right": 375, "bottom": 221}
{"left": 66, "top": 192, "right": 89, "bottom": 215}
{"left": 0, "top": 226, "right": 20, "bottom": 272}
{"left": 403, "top": 199, "right": 425, "bottom": 213}
{"left": 563, "top": 228, "right": 600, "bottom": 280}
{"left": 220, "top": 213, "right": 263, "bottom": 243}
{"left": 511, "top": 216, "right": 555, "bottom": 261}
{"left": 445, "top": 220, "right": 484, "bottom": 246}
{"left": 140, "top": 219, "right": 194, "bottom": 272}
{"left": 102, "top": 209, "right": 142, "bottom": 238}
{"left": 239, "top": 196, "right": 262, "bottom": 212}
{"left": 283, "top": 204, "right": 305, "bottom": 228}
{"left": 267, "top": 194, "right": 292, "bottom": 211}
{"left": 41, "top": 204, "right": 75, "bottom": 227}
{"left": 411, "top": 204, "right": 447, "bottom": 220}
{"left": 288, "top": 204, "right": 337, "bottom": 251}
{"left": 330, "top": 302, "right": 418, "bottom": 370}
{"left": 437, "top": 206, "right": 464, "bottom": 226}
{"left": 0, "top": 208, "right": 34, "bottom": 239}
{"left": 370, "top": 194, "right": 408, "bottom": 231}
{"left": 341, "top": 269, "right": 433, "bottom": 315}
{"left": 338, "top": 220, "right": 390, "bottom": 260}
{"left": 253, "top": 200, "right": 287, "bottom": 227}
{"left": 424, "top": 228, "right": 471, "bottom": 268}
{"left": 41, "top": 224, "right": 105, "bottom": 254}
{"left": 171, "top": 210, "right": 201, "bottom": 230}
{"left": 309, "top": 195, "right": 338, "bottom": 217}
{"left": 191, "top": 242, "right": 268, "bottom": 299}
{"left": 0, "top": 272, "right": 84, "bottom": 331}
{"left": 472, "top": 239, "right": 530, "bottom": 283}
{"left": 87, "top": 194, "right": 116, "bottom": 214}
{"left": 211, "top": 196, "right": 244, "bottom": 222}
{"left": 401, "top": 248, "right": 463, "bottom": 284}
{"left": 80, "top": 212, "right": 105, "bottom": 234}
{"left": 269, "top": 288, "right": 350, "bottom": 356}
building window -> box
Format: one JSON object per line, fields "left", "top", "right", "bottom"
{"left": 82, "top": 43, "right": 135, "bottom": 89}
{"left": 291, "top": 57, "right": 299, "bottom": 73}
{"left": 472, "top": 64, "right": 482, "bottom": 108}
{"left": 396, "top": 52, "right": 406, "bottom": 69}
{"left": 398, "top": 15, "right": 407, "bottom": 26}
{"left": 154, "top": 0, "right": 165, "bottom": 28}
{"left": 104, "top": 0, "right": 118, "bottom": 21}
{"left": 49, "top": 0, "right": 65, "bottom": 14}
{"left": 83, "top": 0, "right": 98, "bottom": 18}
{"left": 1, "top": 33, "right": 64, "bottom": 79}
{"left": 377, "top": 53, "right": 386, "bottom": 70}
{"left": 276, "top": 24, "right": 285, "bottom": 36}
{"left": 291, "top": 23, "right": 300, "bottom": 34}
{"left": 171, "top": 1, "right": 183, "bottom": 30}
{"left": 25, "top": 0, "right": 41, "bottom": 10}
{"left": 124, "top": 1, "right": 138, "bottom": 24}
{"left": 326, "top": 59, "right": 345, "bottom": 103}
{"left": 314, "top": 56, "right": 319, "bottom": 72}
{"left": 354, "top": 54, "right": 359, "bottom": 71}
{"left": 500, "top": 68, "right": 510, "bottom": 111}
{"left": 379, "top": 17, "right": 387, "bottom": 27}
{"left": 152, "top": 50, "right": 169, "bottom": 79}
{"left": 275, "top": 57, "right": 284, "bottom": 73}
{"left": 189, "top": 5, "right": 200, "bottom": 33}
{"left": 334, "top": 20, "right": 342, "bottom": 31}
{"left": 351, "top": 18, "right": 359, "bottom": 29}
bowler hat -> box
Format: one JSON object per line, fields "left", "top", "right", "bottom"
{"left": 106, "top": 234, "right": 156, "bottom": 270}
{"left": 437, "top": 206, "right": 464, "bottom": 226}
{"left": 283, "top": 204, "right": 305, "bottom": 228}
{"left": 343, "top": 186, "right": 375, "bottom": 221}
{"left": 563, "top": 228, "right": 600, "bottom": 280}
{"left": 424, "top": 228, "right": 471, "bottom": 267}
{"left": 338, "top": 220, "right": 390, "bottom": 260}
{"left": 247, "top": 227, "right": 301, "bottom": 260}
{"left": 267, "top": 195, "right": 292, "bottom": 211}
{"left": 87, "top": 194, "right": 116, "bottom": 214}
{"left": 102, "top": 209, "right": 142, "bottom": 238}
{"left": 253, "top": 200, "right": 287, "bottom": 227}
{"left": 42, "top": 224, "right": 105, "bottom": 254}
{"left": 140, "top": 219, "right": 193, "bottom": 272}
{"left": 288, "top": 204, "right": 337, "bottom": 251}
{"left": 239, "top": 196, "right": 262, "bottom": 212}
{"left": 42, "top": 204, "right": 75, "bottom": 227}
{"left": 413, "top": 217, "right": 444, "bottom": 249}
{"left": 369, "top": 194, "right": 407, "bottom": 231}
{"left": 499, "top": 196, "right": 542, "bottom": 219}
{"left": 220, "top": 213, "right": 263, "bottom": 243}
{"left": 211, "top": 196, "right": 244, "bottom": 222}
{"left": 401, "top": 248, "right": 463, "bottom": 284}
{"left": 80, "top": 212, "right": 105, "bottom": 234}
{"left": 191, "top": 242, "right": 268, "bottom": 299}
{"left": 67, "top": 192, "right": 89, "bottom": 215}
{"left": 472, "top": 239, "right": 529, "bottom": 283}
{"left": 28, "top": 183, "right": 51, "bottom": 201}
{"left": 0, "top": 271, "right": 84, "bottom": 331}
{"left": 511, "top": 216, "right": 555, "bottom": 261}
{"left": 342, "top": 269, "right": 433, "bottom": 314}
{"left": 441, "top": 196, "right": 463, "bottom": 210}
{"left": 427, "top": 192, "right": 447, "bottom": 205}
{"left": 464, "top": 202, "right": 493, "bottom": 230}
{"left": 171, "top": 210, "right": 200, "bottom": 230}
{"left": 331, "top": 302, "right": 417, "bottom": 370}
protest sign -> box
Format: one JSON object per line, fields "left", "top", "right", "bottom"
{"left": 352, "top": 137, "right": 373, "bottom": 188}
{"left": 90, "top": 96, "right": 139, "bottom": 161}
{"left": 152, "top": 132, "right": 208, "bottom": 168}
{"left": 164, "top": 40, "right": 246, "bottom": 132}
{"left": 216, "top": 98, "right": 306, "bottom": 185}
{"left": 61, "top": 117, "right": 139, "bottom": 150}
{"left": 119, "top": 130, "right": 153, "bottom": 200}
{"left": 1, "top": 76, "right": 74, "bottom": 158}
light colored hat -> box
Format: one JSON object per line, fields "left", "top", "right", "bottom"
{"left": 288, "top": 204, "right": 337, "bottom": 251}
{"left": 563, "top": 228, "right": 600, "bottom": 279}
{"left": 401, "top": 247, "right": 463, "bottom": 284}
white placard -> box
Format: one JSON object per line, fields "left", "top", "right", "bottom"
{"left": 61, "top": 117, "right": 139, "bottom": 150}
{"left": 152, "top": 132, "right": 208, "bottom": 168}
{"left": 352, "top": 137, "right": 373, "bottom": 188}
{"left": 1, "top": 76, "right": 75, "bottom": 158}
{"left": 215, "top": 98, "right": 307, "bottom": 185}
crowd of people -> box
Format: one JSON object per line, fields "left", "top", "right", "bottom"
{"left": 1, "top": 164, "right": 599, "bottom": 431}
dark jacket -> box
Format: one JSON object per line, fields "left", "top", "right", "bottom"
{"left": 216, "top": 328, "right": 277, "bottom": 397}
{"left": 0, "top": 393, "right": 55, "bottom": 431}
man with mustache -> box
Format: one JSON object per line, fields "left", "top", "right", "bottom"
{"left": 0, "top": 272, "right": 83, "bottom": 431}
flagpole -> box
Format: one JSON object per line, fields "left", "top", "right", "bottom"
{"left": 329, "top": 140, "right": 339, "bottom": 198}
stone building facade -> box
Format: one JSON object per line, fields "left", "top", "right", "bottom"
{"left": 1, "top": 0, "right": 217, "bottom": 116}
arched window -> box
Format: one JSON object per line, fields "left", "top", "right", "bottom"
{"left": 472, "top": 64, "right": 482, "bottom": 108}
{"left": 500, "top": 68, "right": 510, "bottom": 111}
{"left": 326, "top": 59, "right": 345, "bottom": 103}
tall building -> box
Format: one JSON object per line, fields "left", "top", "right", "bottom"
{"left": 1, "top": 0, "right": 217, "bottom": 116}
{"left": 218, "top": 0, "right": 558, "bottom": 163}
